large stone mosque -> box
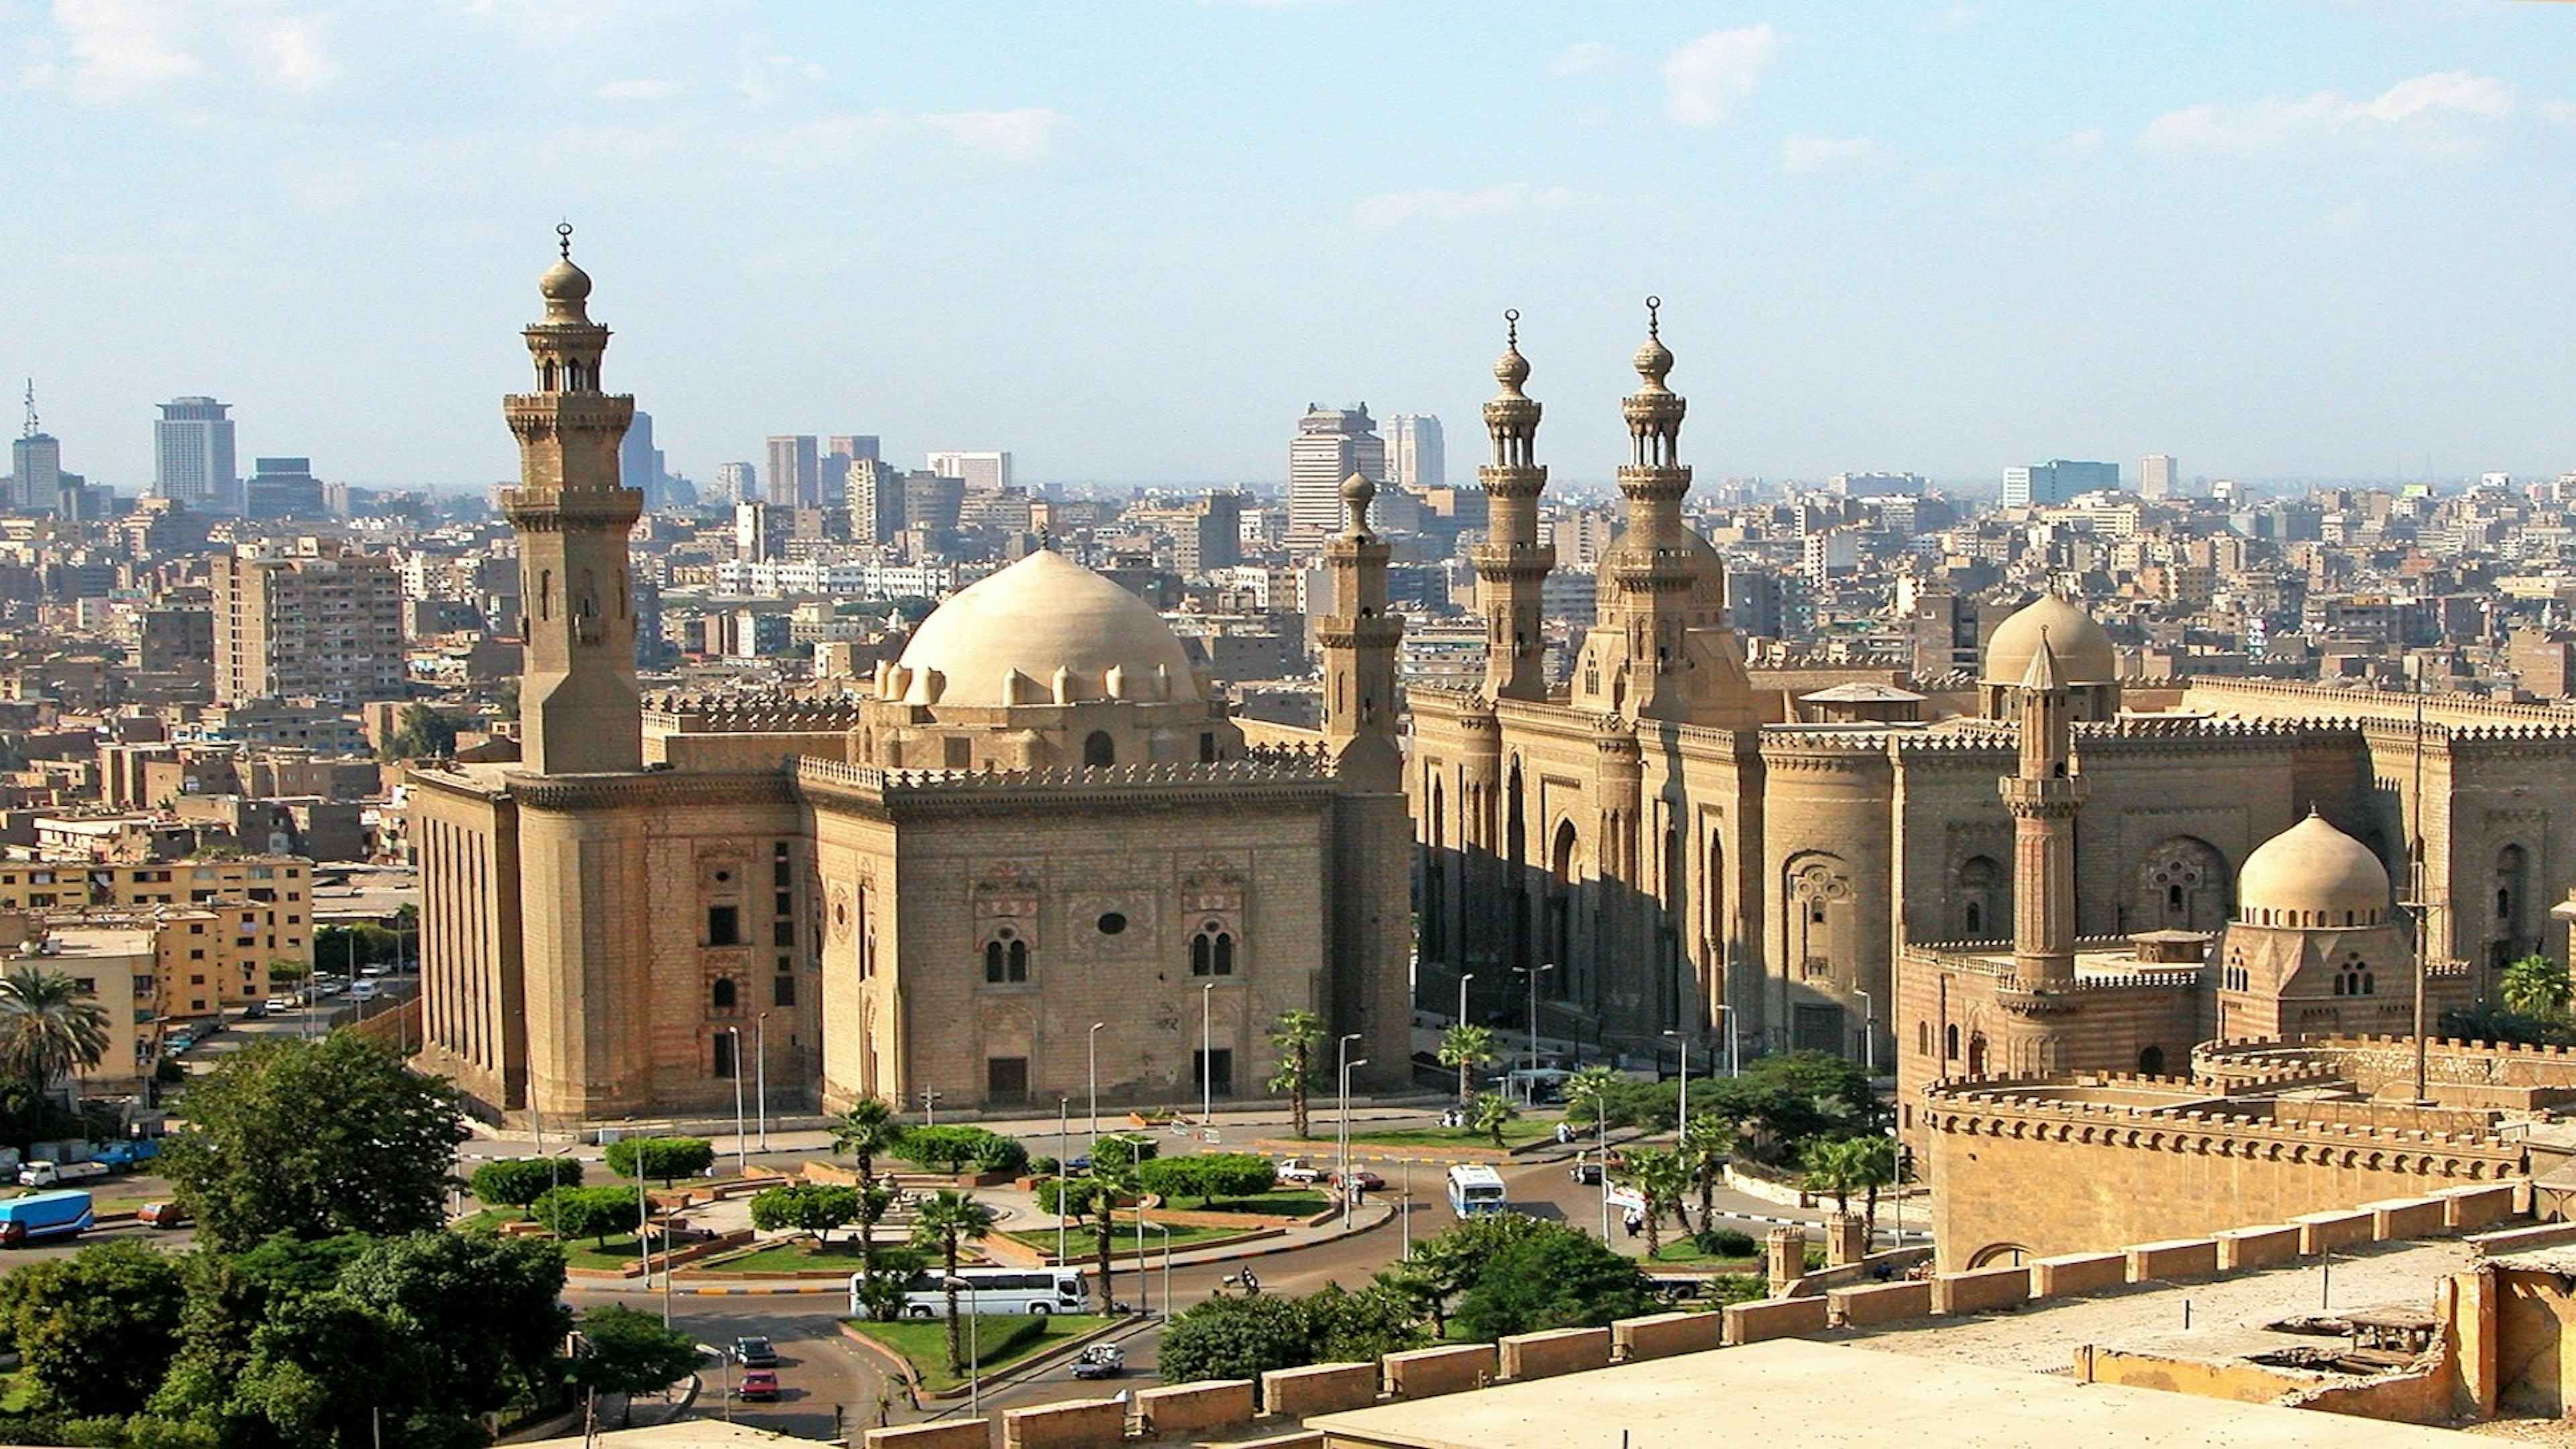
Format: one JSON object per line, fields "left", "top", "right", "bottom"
{"left": 415, "top": 237, "right": 2576, "bottom": 1128}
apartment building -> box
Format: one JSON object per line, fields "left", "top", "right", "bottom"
{"left": 209, "top": 541, "right": 406, "bottom": 704}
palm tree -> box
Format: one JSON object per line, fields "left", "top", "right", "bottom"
{"left": 1803, "top": 1136, "right": 1896, "bottom": 1234}
{"left": 1628, "top": 1148, "right": 1688, "bottom": 1260}
{"left": 1561, "top": 1064, "right": 1621, "bottom": 1126}
{"left": 908, "top": 1189, "right": 996, "bottom": 1377}
{"left": 1265, "top": 1010, "right": 1324, "bottom": 1140}
{"left": 1678, "top": 1114, "right": 1737, "bottom": 1234}
{"left": 1082, "top": 1133, "right": 1152, "bottom": 1313}
{"left": 831, "top": 1096, "right": 904, "bottom": 1307}
{"left": 0, "top": 967, "right": 110, "bottom": 1105}
{"left": 1470, "top": 1091, "right": 1517, "bottom": 1150}
{"left": 2502, "top": 955, "right": 2571, "bottom": 1025}
{"left": 1438, "top": 1024, "right": 1499, "bottom": 1110}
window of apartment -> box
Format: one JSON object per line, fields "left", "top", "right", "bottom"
{"left": 773, "top": 975, "right": 796, "bottom": 1008}
{"left": 706, "top": 906, "right": 741, "bottom": 947}
{"left": 189, "top": 975, "right": 205, "bottom": 986}
{"left": 72, "top": 978, "right": 94, "bottom": 996}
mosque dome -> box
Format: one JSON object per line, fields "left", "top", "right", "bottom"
{"left": 2237, "top": 811, "right": 2392, "bottom": 927}
{"left": 894, "top": 549, "right": 1202, "bottom": 709}
{"left": 1982, "top": 594, "right": 2118, "bottom": 687}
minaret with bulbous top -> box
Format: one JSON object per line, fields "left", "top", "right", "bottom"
{"left": 502, "top": 225, "right": 643, "bottom": 775}
{"left": 2002, "top": 629, "right": 2086, "bottom": 993}
{"left": 1472, "top": 311, "right": 1554, "bottom": 701}
{"left": 1318, "top": 471, "right": 1403, "bottom": 792}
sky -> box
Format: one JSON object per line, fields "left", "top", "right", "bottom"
{"left": 4, "top": 1, "right": 2575, "bottom": 492}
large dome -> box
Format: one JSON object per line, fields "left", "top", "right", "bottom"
{"left": 2237, "top": 812, "right": 2392, "bottom": 926}
{"left": 894, "top": 550, "right": 1201, "bottom": 709}
{"left": 1983, "top": 594, "right": 2118, "bottom": 686}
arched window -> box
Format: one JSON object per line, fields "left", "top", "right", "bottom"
{"left": 1083, "top": 731, "right": 1116, "bottom": 767}
{"left": 1945, "top": 1023, "right": 1960, "bottom": 1061}
{"left": 985, "top": 928, "right": 1028, "bottom": 984}
{"left": 1191, "top": 921, "right": 1234, "bottom": 977}
{"left": 710, "top": 978, "right": 737, "bottom": 1013}
{"left": 985, "top": 941, "right": 1005, "bottom": 982}
{"left": 1917, "top": 1020, "right": 1931, "bottom": 1056}
{"left": 1967, "top": 1032, "right": 1988, "bottom": 1075}
{"left": 1965, "top": 901, "right": 1983, "bottom": 935}
{"left": 2138, "top": 1044, "right": 2166, "bottom": 1075}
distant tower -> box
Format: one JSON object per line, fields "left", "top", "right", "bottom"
{"left": 1387, "top": 414, "right": 1445, "bottom": 490}
{"left": 2001, "top": 630, "right": 2086, "bottom": 994}
{"left": 1289, "top": 406, "right": 1386, "bottom": 549}
{"left": 154, "top": 396, "right": 237, "bottom": 506}
{"left": 1317, "top": 472, "right": 1403, "bottom": 791}
{"left": 11, "top": 381, "right": 64, "bottom": 515}
{"left": 1472, "top": 311, "right": 1553, "bottom": 701}
{"left": 502, "top": 225, "right": 643, "bottom": 776}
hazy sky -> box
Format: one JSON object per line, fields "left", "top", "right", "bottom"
{"left": 5, "top": 1, "right": 2575, "bottom": 492}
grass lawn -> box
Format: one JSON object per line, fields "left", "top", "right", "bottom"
{"left": 1006, "top": 1219, "right": 1241, "bottom": 1257}
{"left": 845, "top": 1313, "right": 1114, "bottom": 1395}
{"left": 1297, "top": 1120, "right": 1560, "bottom": 1150}
{"left": 1169, "top": 1189, "right": 1333, "bottom": 1216}
{"left": 0, "top": 1185, "right": 161, "bottom": 1217}
{"left": 452, "top": 1206, "right": 529, "bottom": 1232}
{"left": 1640, "top": 1242, "right": 1761, "bottom": 1271}
{"left": 557, "top": 1234, "right": 655, "bottom": 1271}
{"left": 709, "top": 1238, "right": 872, "bottom": 1275}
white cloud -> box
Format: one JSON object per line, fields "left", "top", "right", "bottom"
{"left": 1780, "top": 133, "right": 1877, "bottom": 176}
{"left": 1548, "top": 41, "right": 1623, "bottom": 78}
{"left": 1661, "top": 23, "right": 1778, "bottom": 127}
{"left": 28, "top": 0, "right": 337, "bottom": 106}
{"left": 260, "top": 13, "right": 333, "bottom": 92}
{"left": 1347, "top": 182, "right": 1580, "bottom": 235}
{"left": 50, "top": 0, "right": 201, "bottom": 101}
{"left": 1925, "top": 4, "right": 1986, "bottom": 30}
{"left": 2051, "top": 127, "right": 2104, "bottom": 158}
{"left": 596, "top": 77, "right": 686, "bottom": 102}
{"left": 918, "top": 107, "right": 1068, "bottom": 162}
{"left": 2534, "top": 99, "right": 2574, "bottom": 124}
{"left": 2142, "top": 69, "right": 2514, "bottom": 158}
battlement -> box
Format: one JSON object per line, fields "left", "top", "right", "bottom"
{"left": 644, "top": 692, "right": 871, "bottom": 734}
{"left": 1921, "top": 1071, "right": 2525, "bottom": 1165}
{"left": 2184, "top": 677, "right": 2576, "bottom": 733}
{"left": 795, "top": 741, "right": 1336, "bottom": 799}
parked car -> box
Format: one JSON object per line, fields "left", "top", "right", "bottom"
{"left": 359, "top": 964, "right": 390, "bottom": 978}
{"left": 1071, "top": 1344, "right": 1125, "bottom": 1380}
{"left": 733, "top": 1335, "right": 777, "bottom": 1368}
{"left": 736, "top": 1369, "right": 780, "bottom": 1402}
{"left": 138, "top": 1201, "right": 189, "bottom": 1230}
{"left": 1568, "top": 1161, "right": 1604, "bottom": 1185}
{"left": 1328, "top": 1168, "right": 1386, "bottom": 1192}
{"left": 240, "top": 1002, "right": 268, "bottom": 1020}
{"left": 1274, "top": 1158, "right": 1325, "bottom": 1185}
{"left": 347, "top": 981, "right": 380, "bottom": 1002}
{"left": 264, "top": 995, "right": 298, "bottom": 1012}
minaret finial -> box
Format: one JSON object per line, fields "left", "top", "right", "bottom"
{"left": 1646, "top": 294, "right": 1661, "bottom": 339}
{"left": 1505, "top": 307, "right": 1519, "bottom": 348}
{"left": 557, "top": 220, "right": 574, "bottom": 261}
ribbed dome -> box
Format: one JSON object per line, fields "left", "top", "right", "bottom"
{"left": 894, "top": 550, "right": 1201, "bottom": 709}
{"left": 2237, "top": 812, "right": 2391, "bottom": 926}
{"left": 1983, "top": 594, "right": 2118, "bottom": 687}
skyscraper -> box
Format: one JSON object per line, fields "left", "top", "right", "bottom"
{"left": 827, "top": 435, "right": 880, "bottom": 466}
{"left": 2139, "top": 453, "right": 2178, "bottom": 500}
{"left": 209, "top": 541, "right": 405, "bottom": 703}
{"left": 242, "top": 458, "right": 325, "bottom": 519}
{"left": 2001, "top": 459, "right": 2118, "bottom": 508}
{"left": 1289, "top": 405, "right": 1385, "bottom": 547}
{"left": 846, "top": 458, "right": 903, "bottom": 544}
{"left": 154, "top": 396, "right": 237, "bottom": 507}
{"left": 1386, "top": 414, "right": 1445, "bottom": 490}
{"left": 11, "top": 380, "right": 67, "bottom": 515}
{"left": 765, "top": 435, "right": 819, "bottom": 507}
{"left": 714, "top": 461, "right": 757, "bottom": 505}
{"left": 621, "top": 410, "right": 672, "bottom": 507}
{"left": 926, "top": 450, "right": 1011, "bottom": 492}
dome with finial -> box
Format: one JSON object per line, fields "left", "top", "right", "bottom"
{"left": 1982, "top": 594, "right": 2116, "bottom": 687}
{"left": 1631, "top": 294, "right": 1674, "bottom": 390}
{"left": 2236, "top": 810, "right": 2392, "bottom": 927}
{"left": 1340, "top": 470, "right": 1377, "bottom": 533}
{"left": 1493, "top": 308, "right": 1531, "bottom": 393}
{"left": 539, "top": 223, "right": 593, "bottom": 319}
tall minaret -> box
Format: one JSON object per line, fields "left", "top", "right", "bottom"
{"left": 503, "top": 225, "right": 643, "bottom": 776}
{"left": 1472, "top": 311, "right": 1553, "bottom": 701}
{"left": 2001, "top": 629, "right": 2086, "bottom": 991}
{"left": 1318, "top": 471, "right": 1403, "bottom": 792}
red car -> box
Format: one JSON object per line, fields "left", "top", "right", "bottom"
{"left": 1328, "top": 1168, "right": 1386, "bottom": 1191}
{"left": 737, "top": 1369, "right": 780, "bottom": 1402}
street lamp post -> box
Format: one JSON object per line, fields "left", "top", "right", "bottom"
{"left": 1455, "top": 973, "right": 1475, "bottom": 1106}
{"left": 1856, "top": 988, "right": 1876, "bottom": 1076}
{"left": 1057, "top": 1095, "right": 1071, "bottom": 1265}
{"left": 1087, "top": 1022, "right": 1106, "bottom": 1153}
{"left": 1139, "top": 1220, "right": 1173, "bottom": 1318}
{"left": 727, "top": 1026, "right": 746, "bottom": 1176}
{"left": 755, "top": 1012, "right": 769, "bottom": 1152}
{"left": 1512, "top": 963, "right": 1557, "bottom": 1091}
{"left": 1200, "top": 981, "right": 1216, "bottom": 1127}
{"left": 1662, "top": 1028, "right": 1690, "bottom": 1145}
{"left": 920, "top": 1090, "right": 942, "bottom": 1127}
{"left": 1715, "top": 1003, "right": 1741, "bottom": 1078}
{"left": 1595, "top": 1089, "right": 1610, "bottom": 1242}
{"left": 1337, "top": 1037, "right": 1366, "bottom": 1230}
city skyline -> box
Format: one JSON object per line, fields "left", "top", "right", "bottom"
{"left": 4, "top": 2, "right": 2574, "bottom": 488}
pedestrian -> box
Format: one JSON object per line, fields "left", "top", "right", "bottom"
{"left": 1623, "top": 1208, "right": 1643, "bottom": 1240}
{"left": 1556, "top": 1122, "right": 1571, "bottom": 1146}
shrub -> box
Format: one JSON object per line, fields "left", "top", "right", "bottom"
{"left": 470, "top": 1157, "right": 582, "bottom": 1208}
{"left": 747, "top": 1183, "right": 860, "bottom": 1245}
{"left": 1030, "top": 1155, "right": 1061, "bottom": 1176}
{"left": 529, "top": 1185, "right": 643, "bottom": 1248}
{"left": 895, "top": 1125, "right": 1024, "bottom": 1175}
{"left": 1692, "top": 1228, "right": 1757, "bottom": 1259}
{"left": 1140, "top": 1152, "right": 1277, "bottom": 1208}
{"left": 967, "top": 1133, "right": 1029, "bottom": 1176}
{"left": 602, "top": 1136, "right": 714, "bottom": 1185}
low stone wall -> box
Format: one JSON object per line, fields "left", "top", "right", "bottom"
{"left": 1381, "top": 1343, "right": 1495, "bottom": 1399}
{"left": 1134, "top": 1380, "right": 1254, "bottom": 1440}
{"left": 1725, "top": 1295, "right": 1831, "bottom": 1344}
{"left": 1614, "top": 1311, "right": 1725, "bottom": 1362}
{"left": 2436, "top": 1183, "right": 2520, "bottom": 1230}
{"left": 2365, "top": 1197, "right": 2449, "bottom": 1242}
{"left": 1498, "top": 1326, "right": 1611, "bottom": 1381}
{"left": 2215, "top": 1225, "right": 2302, "bottom": 1273}
{"left": 865, "top": 1421, "right": 991, "bottom": 1449}
{"left": 1933, "top": 1265, "right": 2029, "bottom": 1316}
{"left": 2029, "top": 1252, "right": 2126, "bottom": 1297}
{"left": 2127, "top": 1238, "right": 2220, "bottom": 1283}
{"left": 1830, "top": 1279, "right": 1933, "bottom": 1326}
{"left": 1261, "top": 1362, "right": 1379, "bottom": 1417}
{"left": 1002, "top": 1396, "right": 1128, "bottom": 1449}
{"left": 566, "top": 1228, "right": 755, "bottom": 1279}
{"left": 2294, "top": 1210, "right": 2376, "bottom": 1254}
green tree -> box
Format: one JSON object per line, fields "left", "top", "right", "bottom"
{"left": 908, "top": 1189, "right": 997, "bottom": 1379}
{"left": 158, "top": 1034, "right": 469, "bottom": 1252}
{"left": 335, "top": 1231, "right": 571, "bottom": 1428}
{"left": 531, "top": 1185, "right": 644, "bottom": 1248}
{"left": 1560, "top": 1064, "right": 1622, "bottom": 1129}
{"left": 1450, "top": 1227, "right": 1655, "bottom": 1342}
{"left": 0, "top": 1239, "right": 188, "bottom": 1416}
{"left": 470, "top": 1156, "right": 583, "bottom": 1208}
{"left": 381, "top": 704, "right": 461, "bottom": 761}
{"left": 1158, "top": 1292, "right": 1313, "bottom": 1385}
{"left": 0, "top": 964, "right": 111, "bottom": 1104}
{"left": 1079, "top": 1132, "right": 1157, "bottom": 1313}
{"left": 568, "top": 1305, "right": 702, "bottom": 1426}
{"left": 1626, "top": 1147, "right": 1689, "bottom": 1258}
{"left": 1297, "top": 1280, "right": 1428, "bottom": 1362}
{"left": 1398, "top": 1212, "right": 1556, "bottom": 1337}
{"left": 1802, "top": 1134, "right": 1898, "bottom": 1234}
{"left": 1678, "top": 1113, "right": 1739, "bottom": 1233}
{"left": 1265, "top": 1010, "right": 1324, "bottom": 1139}
{"left": 829, "top": 1095, "right": 903, "bottom": 1308}
{"left": 602, "top": 1136, "right": 714, "bottom": 1185}
{"left": 892, "top": 1124, "right": 1026, "bottom": 1175}
{"left": 2502, "top": 955, "right": 2572, "bottom": 1024}
{"left": 1470, "top": 1090, "right": 1517, "bottom": 1149}
{"left": 749, "top": 1183, "right": 861, "bottom": 1246}
{"left": 1438, "top": 1024, "right": 1499, "bottom": 1107}
{"left": 1141, "top": 1152, "right": 1275, "bottom": 1208}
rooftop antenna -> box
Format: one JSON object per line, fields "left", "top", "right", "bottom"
{"left": 20, "top": 380, "right": 34, "bottom": 439}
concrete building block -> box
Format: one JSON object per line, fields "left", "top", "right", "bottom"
{"left": 2216, "top": 1224, "right": 2303, "bottom": 1273}
{"left": 866, "top": 1421, "right": 991, "bottom": 1449}
{"left": 1724, "top": 1295, "right": 1832, "bottom": 1344}
{"left": 1933, "top": 1266, "right": 2030, "bottom": 1316}
{"left": 1381, "top": 1343, "right": 1497, "bottom": 1400}
{"left": 2467, "top": 1222, "right": 2576, "bottom": 1255}
{"left": 1613, "top": 1311, "right": 1726, "bottom": 1362}
{"left": 1134, "top": 1379, "right": 1254, "bottom": 1439}
{"left": 2125, "top": 1238, "right": 2220, "bottom": 1283}
{"left": 2361, "top": 1196, "right": 2449, "bottom": 1242}
{"left": 1499, "top": 1326, "right": 1613, "bottom": 1381}
{"left": 2028, "top": 1252, "right": 2127, "bottom": 1298}
{"left": 1002, "top": 1397, "right": 1127, "bottom": 1449}
{"left": 1260, "top": 1362, "right": 1379, "bottom": 1417}
{"left": 2294, "top": 1210, "right": 2375, "bottom": 1255}
{"left": 2433, "top": 1183, "right": 2520, "bottom": 1230}
{"left": 1829, "top": 1279, "right": 1934, "bottom": 1326}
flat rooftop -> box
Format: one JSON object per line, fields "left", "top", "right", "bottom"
{"left": 1309, "top": 1338, "right": 2480, "bottom": 1449}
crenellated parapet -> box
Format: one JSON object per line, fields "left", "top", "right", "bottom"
{"left": 643, "top": 692, "right": 873, "bottom": 735}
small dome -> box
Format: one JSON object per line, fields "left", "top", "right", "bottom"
{"left": 1494, "top": 309, "right": 1531, "bottom": 392}
{"left": 1340, "top": 471, "right": 1377, "bottom": 531}
{"left": 895, "top": 550, "right": 1202, "bottom": 709}
{"left": 541, "top": 256, "right": 592, "bottom": 306}
{"left": 1983, "top": 594, "right": 2117, "bottom": 686}
{"left": 2237, "top": 812, "right": 2392, "bottom": 925}
{"left": 1631, "top": 295, "right": 1673, "bottom": 388}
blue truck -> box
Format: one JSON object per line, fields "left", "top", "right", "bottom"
{"left": 0, "top": 1189, "right": 95, "bottom": 1246}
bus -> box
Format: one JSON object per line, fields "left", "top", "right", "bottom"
{"left": 860, "top": 1266, "right": 1092, "bottom": 1320}
{"left": 1446, "top": 1164, "right": 1508, "bottom": 1217}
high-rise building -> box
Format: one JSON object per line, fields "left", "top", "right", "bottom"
{"left": 242, "top": 458, "right": 325, "bottom": 520}
{"left": 1180, "top": 490, "right": 1244, "bottom": 572}
{"left": 714, "top": 461, "right": 757, "bottom": 506}
{"left": 2139, "top": 453, "right": 2179, "bottom": 500}
{"left": 10, "top": 381, "right": 80, "bottom": 516}
{"left": 209, "top": 540, "right": 405, "bottom": 704}
{"left": 2001, "top": 459, "right": 2119, "bottom": 508}
{"left": 765, "top": 435, "right": 819, "bottom": 507}
{"left": 1829, "top": 472, "right": 1925, "bottom": 498}
{"left": 621, "top": 410, "right": 672, "bottom": 508}
{"left": 1386, "top": 415, "right": 1445, "bottom": 490}
{"left": 155, "top": 396, "right": 238, "bottom": 508}
{"left": 846, "top": 458, "right": 904, "bottom": 545}
{"left": 1289, "top": 405, "right": 1385, "bottom": 547}
{"left": 827, "top": 435, "right": 880, "bottom": 466}
{"left": 927, "top": 450, "right": 1011, "bottom": 492}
